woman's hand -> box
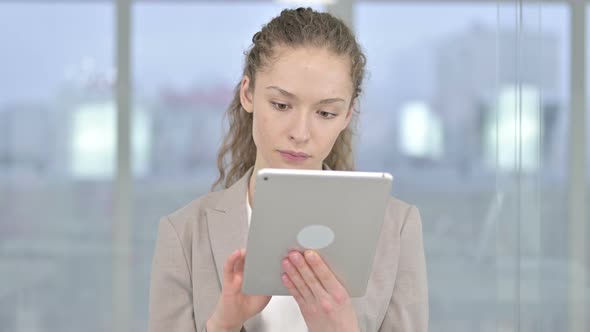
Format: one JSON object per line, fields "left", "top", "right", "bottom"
{"left": 281, "top": 250, "right": 360, "bottom": 332}
{"left": 207, "top": 249, "right": 272, "bottom": 332}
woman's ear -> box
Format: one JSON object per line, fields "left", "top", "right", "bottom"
{"left": 240, "top": 76, "right": 254, "bottom": 114}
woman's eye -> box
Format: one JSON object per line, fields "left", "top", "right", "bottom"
{"left": 272, "top": 102, "right": 290, "bottom": 111}
{"left": 318, "top": 110, "right": 336, "bottom": 119}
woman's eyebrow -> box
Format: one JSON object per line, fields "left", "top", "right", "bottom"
{"left": 266, "top": 86, "right": 296, "bottom": 99}
{"left": 317, "top": 98, "right": 346, "bottom": 105}
{"left": 266, "top": 85, "right": 345, "bottom": 105}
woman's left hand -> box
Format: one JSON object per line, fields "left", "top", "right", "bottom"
{"left": 281, "top": 250, "right": 360, "bottom": 332}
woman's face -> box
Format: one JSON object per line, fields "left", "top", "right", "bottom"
{"left": 240, "top": 46, "right": 354, "bottom": 170}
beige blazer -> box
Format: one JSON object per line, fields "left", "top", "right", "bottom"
{"left": 148, "top": 168, "right": 429, "bottom": 332}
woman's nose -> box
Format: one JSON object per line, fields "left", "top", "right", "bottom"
{"left": 288, "top": 113, "right": 311, "bottom": 143}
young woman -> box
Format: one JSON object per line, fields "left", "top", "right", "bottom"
{"left": 149, "top": 7, "right": 428, "bottom": 332}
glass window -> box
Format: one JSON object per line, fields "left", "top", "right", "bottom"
{"left": 1, "top": 2, "right": 580, "bottom": 331}
{"left": 356, "top": 2, "right": 569, "bottom": 331}
{"left": 0, "top": 3, "right": 115, "bottom": 331}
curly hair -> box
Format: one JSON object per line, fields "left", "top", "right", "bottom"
{"left": 212, "top": 7, "right": 366, "bottom": 190}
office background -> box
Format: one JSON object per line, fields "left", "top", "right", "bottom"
{"left": 0, "top": 0, "right": 588, "bottom": 331}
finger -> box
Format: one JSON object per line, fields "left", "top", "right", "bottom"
{"left": 234, "top": 249, "right": 246, "bottom": 274}
{"left": 282, "top": 257, "right": 313, "bottom": 304}
{"left": 304, "top": 250, "right": 348, "bottom": 302}
{"left": 288, "top": 251, "right": 329, "bottom": 300}
{"left": 223, "top": 249, "right": 242, "bottom": 285}
{"left": 281, "top": 273, "right": 304, "bottom": 305}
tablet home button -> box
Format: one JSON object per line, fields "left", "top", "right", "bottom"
{"left": 297, "top": 225, "right": 335, "bottom": 249}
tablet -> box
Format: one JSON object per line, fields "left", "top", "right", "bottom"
{"left": 242, "top": 168, "right": 393, "bottom": 297}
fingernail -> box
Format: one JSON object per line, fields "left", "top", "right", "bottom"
{"left": 281, "top": 274, "right": 290, "bottom": 285}
{"left": 305, "top": 250, "right": 317, "bottom": 261}
{"left": 289, "top": 252, "right": 300, "bottom": 261}
{"left": 282, "top": 258, "right": 290, "bottom": 268}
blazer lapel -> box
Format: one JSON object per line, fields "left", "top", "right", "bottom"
{"left": 205, "top": 167, "right": 266, "bottom": 331}
{"left": 206, "top": 168, "right": 252, "bottom": 288}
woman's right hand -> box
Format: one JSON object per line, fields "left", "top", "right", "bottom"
{"left": 207, "top": 249, "right": 272, "bottom": 332}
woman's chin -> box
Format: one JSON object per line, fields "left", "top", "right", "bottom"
{"left": 274, "top": 161, "right": 321, "bottom": 170}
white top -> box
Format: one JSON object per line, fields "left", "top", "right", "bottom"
{"left": 247, "top": 192, "right": 308, "bottom": 331}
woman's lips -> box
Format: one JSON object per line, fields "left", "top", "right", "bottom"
{"left": 278, "top": 150, "right": 310, "bottom": 162}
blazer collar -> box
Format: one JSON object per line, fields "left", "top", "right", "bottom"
{"left": 205, "top": 167, "right": 262, "bottom": 331}
{"left": 206, "top": 167, "right": 253, "bottom": 285}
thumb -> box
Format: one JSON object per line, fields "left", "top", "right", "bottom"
{"left": 235, "top": 249, "right": 246, "bottom": 274}
{"left": 223, "top": 249, "right": 242, "bottom": 287}
{"left": 231, "top": 250, "right": 246, "bottom": 290}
